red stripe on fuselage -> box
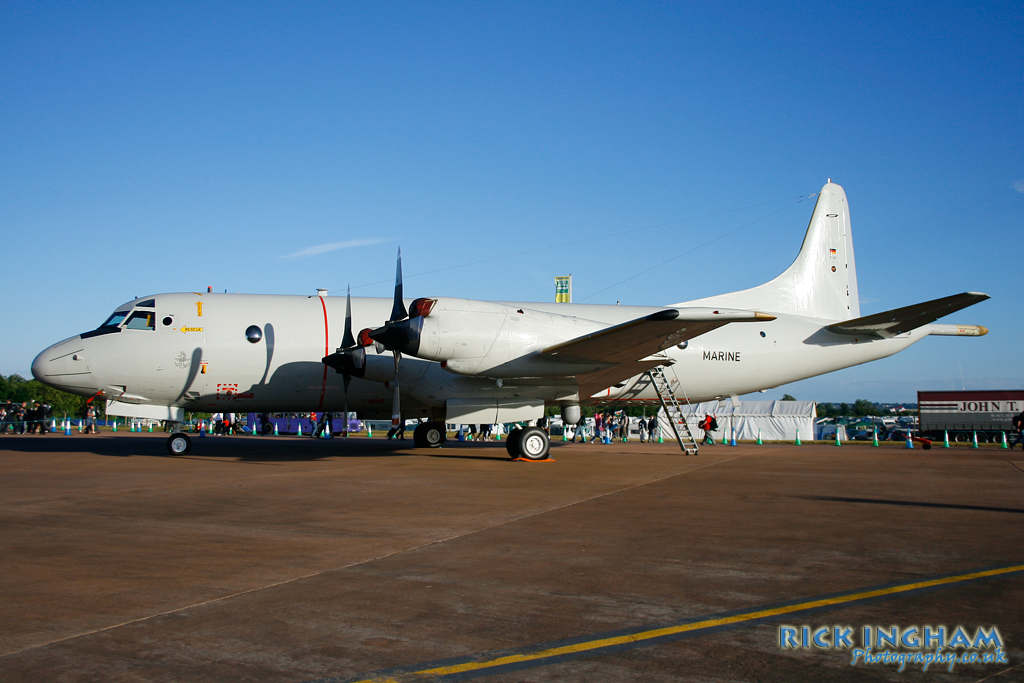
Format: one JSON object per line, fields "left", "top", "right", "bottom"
{"left": 318, "top": 295, "right": 329, "bottom": 410}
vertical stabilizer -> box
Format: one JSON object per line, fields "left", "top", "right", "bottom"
{"left": 681, "top": 182, "right": 860, "bottom": 321}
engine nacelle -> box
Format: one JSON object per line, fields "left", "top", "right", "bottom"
{"left": 407, "top": 298, "right": 608, "bottom": 377}
{"left": 359, "top": 353, "right": 397, "bottom": 383}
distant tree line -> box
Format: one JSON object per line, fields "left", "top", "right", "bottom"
{"left": 0, "top": 374, "right": 103, "bottom": 418}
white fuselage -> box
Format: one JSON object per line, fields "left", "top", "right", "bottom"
{"left": 31, "top": 291, "right": 918, "bottom": 422}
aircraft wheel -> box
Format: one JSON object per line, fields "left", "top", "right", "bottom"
{"left": 413, "top": 422, "right": 446, "bottom": 448}
{"left": 506, "top": 428, "right": 523, "bottom": 458}
{"left": 167, "top": 433, "right": 192, "bottom": 456}
{"left": 516, "top": 426, "right": 550, "bottom": 461}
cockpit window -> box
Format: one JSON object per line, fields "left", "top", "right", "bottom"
{"left": 101, "top": 311, "right": 131, "bottom": 328}
{"left": 81, "top": 309, "right": 130, "bottom": 339}
{"left": 135, "top": 298, "right": 156, "bottom": 308}
{"left": 82, "top": 307, "right": 155, "bottom": 338}
{"left": 124, "top": 310, "right": 155, "bottom": 330}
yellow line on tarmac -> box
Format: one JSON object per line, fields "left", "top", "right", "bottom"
{"left": 351, "top": 563, "right": 1024, "bottom": 682}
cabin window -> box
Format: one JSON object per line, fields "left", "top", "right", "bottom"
{"left": 124, "top": 310, "right": 156, "bottom": 330}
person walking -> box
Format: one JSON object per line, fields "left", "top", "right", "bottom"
{"left": 572, "top": 418, "right": 588, "bottom": 443}
{"left": 699, "top": 414, "right": 716, "bottom": 445}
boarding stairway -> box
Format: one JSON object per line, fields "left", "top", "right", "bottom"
{"left": 646, "top": 366, "right": 700, "bottom": 455}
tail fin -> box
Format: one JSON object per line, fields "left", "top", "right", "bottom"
{"left": 683, "top": 181, "right": 860, "bottom": 321}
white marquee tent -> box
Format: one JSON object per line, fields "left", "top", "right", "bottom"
{"left": 658, "top": 400, "right": 816, "bottom": 442}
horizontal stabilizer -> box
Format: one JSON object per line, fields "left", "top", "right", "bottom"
{"left": 826, "top": 292, "right": 989, "bottom": 339}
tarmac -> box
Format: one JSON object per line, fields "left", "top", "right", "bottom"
{"left": 1, "top": 432, "right": 1022, "bottom": 683}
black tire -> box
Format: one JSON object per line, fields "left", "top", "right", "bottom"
{"left": 261, "top": 423, "right": 274, "bottom": 435}
{"left": 953, "top": 432, "right": 968, "bottom": 443}
{"left": 516, "top": 426, "right": 550, "bottom": 461}
{"left": 506, "top": 428, "right": 523, "bottom": 458}
{"left": 413, "top": 422, "right": 447, "bottom": 448}
{"left": 167, "top": 433, "right": 191, "bottom": 456}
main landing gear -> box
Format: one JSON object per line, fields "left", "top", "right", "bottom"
{"left": 413, "top": 421, "right": 447, "bottom": 448}
{"left": 505, "top": 426, "right": 550, "bottom": 461}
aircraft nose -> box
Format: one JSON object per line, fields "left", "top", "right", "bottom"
{"left": 32, "top": 338, "right": 95, "bottom": 394}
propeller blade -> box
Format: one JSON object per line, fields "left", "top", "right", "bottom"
{"left": 342, "top": 373, "right": 350, "bottom": 437}
{"left": 342, "top": 285, "right": 355, "bottom": 349}
{"left": 389, "top": 247, "right": 408, "bottom": 323}
{"left": 390, "top": 380, "right": 401, "bottom": 429}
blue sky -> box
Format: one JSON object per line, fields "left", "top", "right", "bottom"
{"left": 2, "top": 1, "right": 1021, "bottom": 402}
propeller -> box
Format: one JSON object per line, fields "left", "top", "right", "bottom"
{"left": 322, "top": 286, "right": 366, "bottom": 436}
{"left": 322, "top": 249, "right": 434, "bottom": 433}
{"left": 381, "top": 249, "right": 406, "bottom": 429}
{"left": 368, "top": 248, "right": 438, "bottom": 429}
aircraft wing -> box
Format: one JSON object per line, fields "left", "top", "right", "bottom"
{"left": 541, "top": 307, "right": 774, "bottom": 398}
{"left": 826, "top": 292, "right": 989, "bottom": 339}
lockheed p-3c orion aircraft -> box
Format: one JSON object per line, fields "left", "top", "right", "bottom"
{"left": 32, "top": 182, "right": 988, "bottom": 459}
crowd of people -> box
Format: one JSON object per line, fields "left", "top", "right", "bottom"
{"left": 566, "top": 413, "right": 659, "bottom": 443}
{"left": 0, "top": 401, "right": 54, "bottom": 434}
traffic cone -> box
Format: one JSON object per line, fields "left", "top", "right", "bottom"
{"left": 273, "top": 422, "right": 279, "bottom": 436}
{"left": 199, "top": 421, "right": 206, "bottom": 437}
{"left": 794, "top": 429, "right": 801, "bottom": 446}
{"left": 872, "top": 429, "right": 879, "bottom": 447}
{"left": 834, "top": 429, "right": 842, "bottom": 446}
{"left": 366, "top": 423, "right": 372, "bottom": 438}
{"left": 562, "top": 428, "right": 568, "bottom": 442}
{"left": 730, "top": 432, "right": 737, "bottom": 447}
{"left": 1001, "top": 432, "right": 1009, "bottom": 449}
{"left": 148, "top": 423, "right": 153, "bottom": 433}
{"left": 51, "top": 419, "right": 57, "bottom": 433}
{"left": 297, "top": 424, "right": 303, "bottom": 437}
{"left": 721, "top": 432, "right": 728, "bottom": 445}
{"left": 64, "top": 420, "right": 72, "bottom": 435}
{"left": 658, "top": 432, "right": 664, "bottom": 444}
{"left": 130, "top": 422, "right": 135, "bottom": 433}
{"left": 756, "top": 428, "right": 763, "bottom": 445}
{"left": 971, "top": 431, "right": 979, "bottom": 449}
{"left": 112, "top": 420, "right": 117, "bottom": 432}
{"left": 905, "top": 432, "right": 914, "bottom": 449}
{"left": 942, "top": 430, "right": 950, "bottom": 448}
{"left": 78, "top": 420, "right": 83, "bottom": 432}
